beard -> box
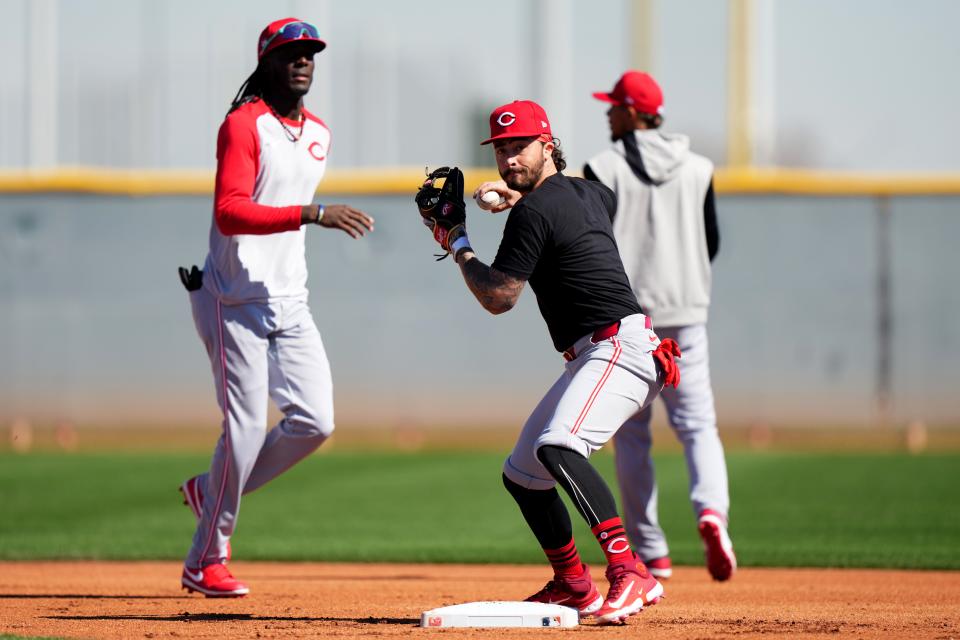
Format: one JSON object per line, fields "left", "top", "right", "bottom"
{"left": 500, "top": 154, "right": 545, "bottom": 193}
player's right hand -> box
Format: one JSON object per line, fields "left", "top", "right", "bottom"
{"left": 317, "top": 204, "right": 375, "bottom": 238}
{"left": 473, "top": 180, "right": 521, "bottom": 213}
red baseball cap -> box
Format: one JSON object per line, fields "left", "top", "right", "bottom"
{"left": 592, "top": 71, "right": 663, "bottom": 115}
{"left": 258, "top": 18, "right": 327, "bottom": 60}
{"left": 481, "top": 100, "right": 553, "bottom": 145}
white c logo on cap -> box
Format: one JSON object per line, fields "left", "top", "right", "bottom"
{"left": 497, "top": 112, "right": 516, "bottom": 127}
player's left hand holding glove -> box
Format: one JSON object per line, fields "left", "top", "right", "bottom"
{"left": 415, "top": 166, "right": 473, "bottom": 261}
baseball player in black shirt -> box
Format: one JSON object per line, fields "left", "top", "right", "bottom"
{"left": 423, "top": 100, "right": 682, "bottom": 625}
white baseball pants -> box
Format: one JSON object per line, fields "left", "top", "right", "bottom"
{"left": 503, "top": 313, "right": 664, "bottom": 490}
{"left": 613, "top": 323, "right": 729, "bottom": 562}
{"left": 185, "top": 286, "right": 334, "bottom": 568}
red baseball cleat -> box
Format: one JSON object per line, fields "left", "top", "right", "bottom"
{"left": 181, "top": 563, "right": 249, "bottom": 597}
{"left": 180, "top": 475, "right": 231, "bottom": 562}
{"left": 645, "top": 556, "right": 673, "bottom": 580}
{"left": 525, "top": 563, "right": 604, "bottom": 616}
{"left": 595, "top": 554, "right": 664, "bottom": 625}
{"left": 698, "top": 509, "right": 737, "bottom": 581}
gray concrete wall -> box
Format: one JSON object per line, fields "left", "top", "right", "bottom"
{"left": 1, "top": 0, "right": 959, "bottom": 172}
{"left": 1, "top": 193, "right": 957, "bottom": 430}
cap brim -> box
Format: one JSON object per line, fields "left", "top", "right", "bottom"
{"left": 480, "top": 131, "right": 547, "bottom": 146}
{"left": 480, "top": 133, "right": 510, "bottom": 145}
{"left": 286, "top": 38, "right": 327, "bottom": 54}
{"left": 592, "top": 91, "right": 619, "bottom": 104}
{"left": 262, "top": 38, "right": 327, "bottom": 59}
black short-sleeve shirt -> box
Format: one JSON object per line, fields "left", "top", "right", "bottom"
{"left": 492, "top": 173, "right": 642, "bottom": 352}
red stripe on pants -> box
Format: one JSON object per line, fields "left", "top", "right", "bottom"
{"left": 570, "top": 338, "right": 622, "bottom": 436}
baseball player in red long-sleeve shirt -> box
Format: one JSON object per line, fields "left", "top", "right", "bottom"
{"left": 177, "top": 18, "right": 374, "bottom": 597}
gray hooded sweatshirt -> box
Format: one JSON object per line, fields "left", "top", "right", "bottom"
{"left": 586, "top": 129, "right": 714, "bottom": 326}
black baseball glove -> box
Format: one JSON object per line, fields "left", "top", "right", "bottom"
{"left": 415, "top": 166, "right": 470, "bottom": 260}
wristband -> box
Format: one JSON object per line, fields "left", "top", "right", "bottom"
{"left": 315, "top": 204, "right": 325, "bottom": 225}
{"left": 450, "top": 234, "right": 473, "bottom": 261}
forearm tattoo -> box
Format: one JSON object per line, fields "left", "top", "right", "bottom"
{"left": 459, "top": 257, "right": 525, "bottom": 314}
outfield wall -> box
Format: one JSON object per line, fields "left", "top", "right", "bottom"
{"left": 1, "top": 184, "right": 958, "bottom": 430}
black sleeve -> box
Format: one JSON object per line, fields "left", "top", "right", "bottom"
{"left": 491, "top": 204, "right": 550, "bottom": 280}
{"left": 704, "top": 179, "right": 719, "bottom": 261}
{"left": 583, "top": 164, "right": 617, "bottom": 222}
{"left": 599, "top": 182, "right": 618, "bottom": 223}
{"left": 582, "top": 163, "right": 600, "bottom": 182}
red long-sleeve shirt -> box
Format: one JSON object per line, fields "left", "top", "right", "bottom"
{"left": 202, "top": 98, "right": 332, "bottom": 303}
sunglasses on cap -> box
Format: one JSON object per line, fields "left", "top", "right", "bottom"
{"left": 259, "top": 21, "right": 323, "bottom": 58}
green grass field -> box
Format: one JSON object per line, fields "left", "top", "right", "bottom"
{"left": 1, "top": 450, "right": 957, "bottom": 569}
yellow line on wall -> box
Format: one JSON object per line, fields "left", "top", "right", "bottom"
{"left": 0, "top": 167, "right": 959, "bottom": 196}
{"left": 713, "top": 168, "right": 960, "bottom": 196}
{"left": 0, "top": 169, "right": 214, "bottom": 196}
{"left": 0, "top": 167, "right": 504, "bottom": 197}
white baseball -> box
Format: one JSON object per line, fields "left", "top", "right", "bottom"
{"left": 477, "top": 190, "right": 506, "bottom": 210}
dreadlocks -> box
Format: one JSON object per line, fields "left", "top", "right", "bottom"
{"left": 228, "top": 65, "right": 266, "bottom": 115}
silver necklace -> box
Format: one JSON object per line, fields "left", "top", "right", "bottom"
{"left": 267, "top": 103, "right": 304, "bottom": 142}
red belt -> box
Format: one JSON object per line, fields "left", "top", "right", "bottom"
{"left": 563, "top": 321, "right": 622, "bottom": 362}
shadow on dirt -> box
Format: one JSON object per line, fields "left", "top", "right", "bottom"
{"left": 45, "top": 613, "right": 419, "bottom": 625}
{"left": 0, "top": 594, "right": 183, "bottom": 599}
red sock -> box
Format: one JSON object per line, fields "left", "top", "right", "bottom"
{"left": 543, "top": 538, "right": 583, "bottom": 578}
{"left": 591, "top": 517, "right": 634, "bottom": 565}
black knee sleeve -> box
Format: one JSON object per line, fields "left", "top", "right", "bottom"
{"left": 535, "top": 445, "right": 619, "bottom": 527}
{"left": 502, "top": 474, "right": 573, "bottom": 549}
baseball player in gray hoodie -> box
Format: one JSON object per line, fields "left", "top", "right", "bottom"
{"left": 584, "top": 71, "right": 736, "bottom": 582}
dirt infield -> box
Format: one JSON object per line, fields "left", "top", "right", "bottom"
{"left": 1, "top": 563, "right": 958, "bottom": 639}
